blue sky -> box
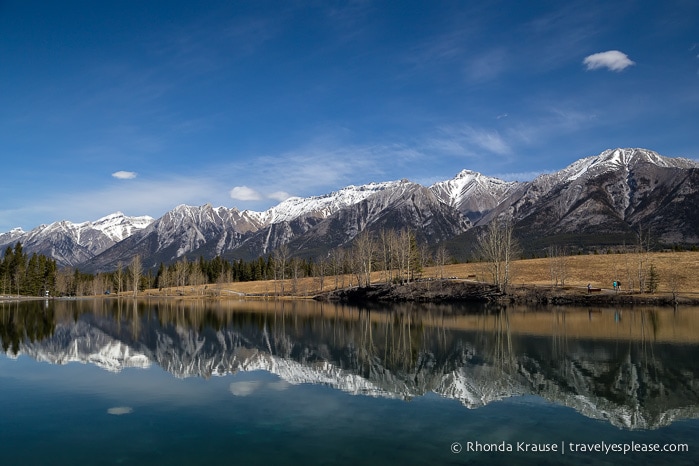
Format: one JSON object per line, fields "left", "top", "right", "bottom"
{"left": 1, "top": 0, "right": 698, "bottom": 232}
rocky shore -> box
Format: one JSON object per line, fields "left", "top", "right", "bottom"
{"left": 315, "top": 279, "right": 699, "bottom": 307}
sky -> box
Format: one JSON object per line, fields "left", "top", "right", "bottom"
{"left": 1, "top": 0, "right": 698, "bottom": 232}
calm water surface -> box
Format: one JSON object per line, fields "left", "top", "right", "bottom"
{"left": 1, "top": 298, "right": 698, "bottom": 465}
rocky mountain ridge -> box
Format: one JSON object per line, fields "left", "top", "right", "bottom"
{"left": 2, "top": 148, "right": 697, "bottom": 269}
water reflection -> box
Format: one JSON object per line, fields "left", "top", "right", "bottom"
{"left": 2, "top": 299, "right": 699, "bottom": 430}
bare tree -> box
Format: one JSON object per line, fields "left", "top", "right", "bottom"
{"left": 636, "top": 224, "right": 652, "bottom": 292}
{"left": 174, "top": 257, "right": 188, "bottom": 294}
{"left": 189, "top": 265, "right": 206, "bottom": 295}
{"left": 434, "top": 244, "right": 450, "bottom": 280}
{"left": 547, "top": 245, "right": 569, "bottom": 287}
{"left": 55, "top": 268, "right": 73, "bottom": 296}
{"left": 114, "top": 261, "right": 124, "bottom": 296}
{"left": 394, "top": 229, "right": 417, "bottom": 284}
{"left": 315, "top": 256, "right": 327, "bottom": 292}
{"left": 290, "top": 257, "right": 301, "bottom": 294}
{"left": 92, "top": 273, "right": 106, "bottom": 296}
{"left": 129, "top": 255, "right": 142, "bottom": 297}
{"left": 330, "top": 247, "right": 343, "bottom": 290}
{"left": 273, "top": 244, "right": 289, "bottom": 297}
{"left": 379, "top": 229, "right": 396, "bottom": 283}
{"left": 476, "top": 217, "right": 518, "bottom": 293}
{"left": 354, "top": 230, "right": 375, "bottom": 287}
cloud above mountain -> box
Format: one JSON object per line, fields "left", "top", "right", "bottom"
{"left": 230, "top": 186, "right": 262, "bottom": 201}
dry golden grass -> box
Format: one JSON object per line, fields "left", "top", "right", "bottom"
{"left": 139, "top": 251, "right": 699, "bottom": 299}
{"left": 445, "top": 250, "right": 699, "bottom": 294}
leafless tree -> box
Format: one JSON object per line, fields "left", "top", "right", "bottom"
{"left": 636, "top": 224, "right": 652, "bottom": 292}
{"left": 379, "top": 228, "right": 395, "bottom": 283}
{"left": 129, "top": 254, "right": 142, "bottom": 297}
{"left": 394, "top": 229, "right": 417, "bottom": 284}
{"left": 330, "top": 247, "right": 344, "bottom": 290}
{"left": 434, "top": 244, "right": 450, "bottom": 281}
{"left": 476, "top": 216, "right": 518, "bottom": 293}
{"left": 315, "top": 256, "right": 327, "bottom": 292}
{"left": 353, "top": 230, "right": 375, "bottom": 287}
{"left": 174, "top": 257, "right": 189, "bottom": 294}
{"left": 273, "top": 244, "right": 289, "bottom": 297}
{"left": 114, "top": 261, "right": 124, "bottom": 295}
{"left": 547, "top": 245, "right": 569, "bottom": 287}
{"left": 92, "top": 273, "right": 106, "bottom": 296}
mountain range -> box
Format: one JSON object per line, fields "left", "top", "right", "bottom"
{"left": 2, "top": 148, "right": 698, "bottom": 271}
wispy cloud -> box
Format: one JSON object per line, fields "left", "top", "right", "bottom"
{"left": 225, "top": 140, "right": 418, "bottom": 199}
{"left": 428, "top": 125, "right": 512, "bottom": 157}
{"left": 112, "top": 171, "right": 137, "bottom": 180}
{"left": 583, "top": 50, "right": 635, "bottom": 72}
{"left": 464, "top": 47, "right": 509, "bottom": 82}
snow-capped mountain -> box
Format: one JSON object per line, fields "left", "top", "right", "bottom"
{"left": 84, "top": 203, "right": 265, "bottom": 272}
{"left": 86, "top": 179, "right": 471, "bottom": 270}
{"left": 430, "top": 169, "right": 519, "bottom": 222}
{"left": 484, "top": 148, "right": 699, "bottom": 247}
{"left": 0, "top": 227, "right": 25, "bottom": 248}
{"left": 3, "top": 147, "right": 698, "bottom": 268}
{"left": 232, "top": 180, "right": 470, "bottom": 260}
{"left": 258, "top": 180, "right": 407, "bottom": 224}
{"left": 0, "top": 212, "right": 154, "bottom": 267}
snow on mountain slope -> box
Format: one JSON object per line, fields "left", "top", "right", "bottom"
{"left": 3, "top": 147, "right": 698, "bottom": 267}
{"left": 481, "top": 148, "right": 699, "bottom": 243}
{"left": 258, "top": 180, "right": 407, "bottom": 224}
{"left": 431, "top": 170, "right": 519, "bottom": 222}
{"left": 540, "top": 148, "right": 698, "bottom": 186}
{"left": 0, "top": 212, "right": 155, "bottom": 266}
{"left": 0, "top": 227, "right": 25, "bottom": 248}
{"left": 91, "top": 212, "right": 155, "bottom": 242}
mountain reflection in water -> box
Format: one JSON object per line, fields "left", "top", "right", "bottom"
{"left": 2, "top": 298, "right": 699, "bottom": 430}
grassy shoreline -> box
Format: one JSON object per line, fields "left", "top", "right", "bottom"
{"left": 4, "top": 251, "right": 699, "bottom": 306}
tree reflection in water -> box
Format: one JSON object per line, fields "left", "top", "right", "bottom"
{"left": 2, "top": 299, "right": 699, "bottom": 429}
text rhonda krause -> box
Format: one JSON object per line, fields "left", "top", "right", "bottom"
{"left": 464, "top": 441, "right": 689, "bottom": 454}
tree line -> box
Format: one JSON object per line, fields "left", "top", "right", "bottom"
{"left": 0, "top": 227, "right": 450, "bottom": 297}
{"left": 1, "top": 243, "right": 57, "bottom": 297}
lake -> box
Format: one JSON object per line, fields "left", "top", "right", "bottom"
{"left": 1, "top": 298, "right": 698, "bottom": 465}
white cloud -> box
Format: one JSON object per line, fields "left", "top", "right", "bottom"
{"left": 112, "top": 170, "right": 137, "bottom": 180}
{"left": 583, "top": 50, "right": 635, "bottom": 72}
{"left": 267, "top": 191, "right": 291, "bottom": 202}
{"left": 229, "top": 185, "right": 262, "bottom": 201}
